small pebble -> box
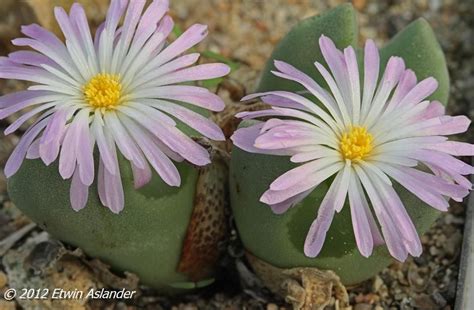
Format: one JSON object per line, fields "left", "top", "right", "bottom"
{"left": 444, "top": 231, "right": 463, "bottom": 256}
{"left": 0, "top": 301, "right": 15, "bottom": 310}
{"left": 429, "top": 246, "right": 439, "bottom": 256}
{"left": 431, "top": 291, "right": 447, "bottom": 307}
{"left": 266, "top": 303, "right": 278, "bottom": 310}
{"left": 415, "top": 278, "right": 424, "bottom": 286}
{"left": 114, "top": 302, "right": 128, "bottom": 310}
{"left": 372, "top": 276, "right": 383, "bottom": 292}
{"left": 354, "top": 304, "right": 372, "bottom": 310}
{"left": 0, "top": 272, "right": 7, "bottom": 288}
{"left": 411, "top": 294, "right": 437, "bottom": 309}
{"left": 442, "top": 281, "right": 457, "bottom": 301}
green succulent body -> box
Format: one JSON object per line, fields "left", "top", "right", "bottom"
{"left": 231, "top": 4, "right": 449, "bottom": 285}
{"left": 8, "top": 157, "right": 209, "bottom": 292}
{"left": 231, "top": 144, "right": 441, "bottom": 285}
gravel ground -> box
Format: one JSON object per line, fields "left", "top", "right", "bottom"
{"left": 0, "top": 0, "right": 473, "bottom": 309}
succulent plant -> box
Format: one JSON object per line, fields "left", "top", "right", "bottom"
{"left": 2, "top": 0, "right": 230, "bottom": 292}
{"left": 230, "top": 3, "right": 455, "bottom": 288}
{"left": 9, "top": 156, "right": 228, "bottom": 292}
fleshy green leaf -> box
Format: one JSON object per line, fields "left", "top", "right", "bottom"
{"left": 380, "top": 18, "right": 449, "bottom": 104}
{"left": 230, "top": 121, "right": 440, "bottom": 285}
{"left": 172, "top": 24, "right": 184, "bottom": 37}
{"left": 201, "top": 51, "right": 240, "bottom": 87}
{"left": 257, "top": 3, "right": 358, "bottom": 92}
{"left": 8, "top": 157, "right": 200, "bottom": 292}
{"left": 201, "top": 50, "right": 240, "bottom": 71}
{"left": 201, "top": 77, "right": 223, "bottom": 88}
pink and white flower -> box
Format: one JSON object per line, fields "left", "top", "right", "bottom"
{"left": 231, "top": 35, "right": 473, "bottom": 261}
{"left": 0, "top": 0, "right": 229, "bottom": 213}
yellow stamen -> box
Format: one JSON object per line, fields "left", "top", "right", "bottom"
{"left": 83, "top": 73, "right": 122, "bottom": 109}
{"left": 339, "top": 126, "right": 374, "bottom": 161}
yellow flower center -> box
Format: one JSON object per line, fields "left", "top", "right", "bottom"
{"left": 83, "top": 73, "right": 122, "bottom": 109}
{"left": 339, "top": 126, "right": 373, "bottom": 161}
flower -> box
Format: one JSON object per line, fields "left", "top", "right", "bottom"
{"left": 0, "top": 0, "right": 230, "bottom": 213}
{"left": 231, "top": 35, "right": 474, "bottom": 261}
